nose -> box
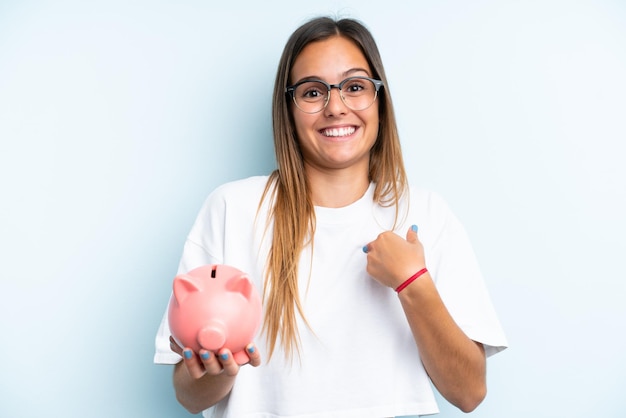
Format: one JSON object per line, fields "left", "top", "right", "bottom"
{"left": 324, "top": 86, "right": 348, "bottom": 116}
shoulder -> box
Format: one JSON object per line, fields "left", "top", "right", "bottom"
{"left": 210, "top": 175, "right": 271, "bottom": 199}
{"left": 202, "top": 175, "right": 272, "bottom": 207}
{"left": 195, "top": 175, "right": 271, "bottom": 218}
{"left": 401, "top": 186, "right": 465, "bottom": 244}
{"left": 405, "top": 186, "right": 453, "bottom": 217}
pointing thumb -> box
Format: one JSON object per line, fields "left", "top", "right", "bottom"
{"left": 406, "top": 224, "right": 418, "bottom": 243}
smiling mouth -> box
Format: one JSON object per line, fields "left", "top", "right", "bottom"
{"left": 320, "top": 126, "right": 356, "bottom": 137}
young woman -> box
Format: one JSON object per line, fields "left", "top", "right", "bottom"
{"left": 154, "top": 16, "right": 507, "bottom": 417}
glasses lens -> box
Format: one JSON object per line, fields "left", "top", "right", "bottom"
{"left": 293, "top": 81, "right": 328, "bottom": 113}
{"left": 340, "top": 78, "right": 378, "bottom": 111}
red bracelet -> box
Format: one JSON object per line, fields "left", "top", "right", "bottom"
{"left": 395, "top": 268, "right": 428, "bottom": 293}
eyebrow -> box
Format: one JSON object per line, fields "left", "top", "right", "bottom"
{"left": 292, "top": 67, "right": 372, "bottom": 85}
{"left": 343, "top": 67, "right": 371, "bottom": 77}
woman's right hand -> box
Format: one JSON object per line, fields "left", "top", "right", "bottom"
{"left": 170, "top": 336, "right": 262, "bottom": 379}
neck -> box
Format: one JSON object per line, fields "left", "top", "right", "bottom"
{"left": 305, "top": 166, "right": 370, "bottom": 208}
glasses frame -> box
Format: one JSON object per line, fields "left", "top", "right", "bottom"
{"left": 285, "top": 76, "right": 384, "bottom": 114}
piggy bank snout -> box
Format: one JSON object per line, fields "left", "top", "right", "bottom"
{"left": 198, "top": 320, "right": 227, "bottom": 351}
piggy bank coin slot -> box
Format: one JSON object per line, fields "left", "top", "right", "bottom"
{"left": 211, "top": 265, "right": 217, "bottom": 278}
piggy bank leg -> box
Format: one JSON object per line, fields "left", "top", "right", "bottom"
{"left": 232, "top": 350, "right": 250, "bottom": 365}
{"left": 197, "top": 321, "right": 227, "bottom": 352}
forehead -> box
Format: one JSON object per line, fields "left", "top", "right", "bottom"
{"left": 290, "top": 36, "right": 371, "bottom": 81}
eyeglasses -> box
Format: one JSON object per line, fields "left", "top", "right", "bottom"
{"left": 286, "top": 76, "right": 384, "bottom": 114}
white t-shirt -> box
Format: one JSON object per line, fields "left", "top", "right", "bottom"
{"left": 154, "top": 176, "right": 508, "bottom": 417}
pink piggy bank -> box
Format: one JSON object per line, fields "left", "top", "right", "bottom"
{"left": 168, "top": 264, "right": 262, "bottom": 365}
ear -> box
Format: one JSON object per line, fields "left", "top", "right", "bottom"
{"left": 173, "top": 274, "right": 200, "bottom": 305}
{"left": 226, "top": 274, "right": 253, "bottom": 300}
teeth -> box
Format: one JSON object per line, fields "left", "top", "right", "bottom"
{"left": 322, "top": 127, "right": 355, "bottom": 137}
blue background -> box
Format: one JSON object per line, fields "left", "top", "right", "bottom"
{"left": 1, "top": 0, "right": 625, "bottom": 417}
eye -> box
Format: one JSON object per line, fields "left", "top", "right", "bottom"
{"left": 343, "top": 78, "right": 368, "bottom": 95}
{"left": 298, "top": 81, "right": 327, "bottom": 100}
{"left": 302, "top": 88, "right": 322, "bottom": 98}
{"left": 347, "top": 83, "right": 364, "bottom": 92}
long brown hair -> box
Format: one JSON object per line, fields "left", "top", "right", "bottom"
{"left": 260, "top": 16, "right": 408, "bottom": 361}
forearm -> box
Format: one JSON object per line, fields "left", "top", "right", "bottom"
{"left": 173, "top": 362, "right": 236, "bottom": 414}
{"left": 398, "top": 272, "right": 486, "bottom": 412}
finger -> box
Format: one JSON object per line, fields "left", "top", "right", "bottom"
{"left": 198, "top": 349, "right": 224, "bottom": 376}
{"left": 406, "top": 224, "right": 418, "bottom": 243}
{"left": 246, "top": 343, "right": 262, "bottom": 367}
{"left": 182, "top": 348, "right": 207, "bottom": 380}
{"left": 217, "top": 349, "right": 239, "bottom": 376}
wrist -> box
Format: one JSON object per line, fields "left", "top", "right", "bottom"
{"left": 395, "top": 268, "right": 428, "bottom": 293}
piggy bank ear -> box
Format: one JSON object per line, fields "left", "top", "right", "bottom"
{"left": 226, "top": 274, "right": 253, "bottom": 300}
{"left": 173, "top": 274, "right": 200, "bottom": 305}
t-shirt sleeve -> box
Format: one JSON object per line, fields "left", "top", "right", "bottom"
{"left": 427, "top": 193, "right": 508, "bottom": 357}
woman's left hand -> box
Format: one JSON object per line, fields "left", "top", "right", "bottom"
{"left": 363, "top": 225, "right": 426, "bottom": 289}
